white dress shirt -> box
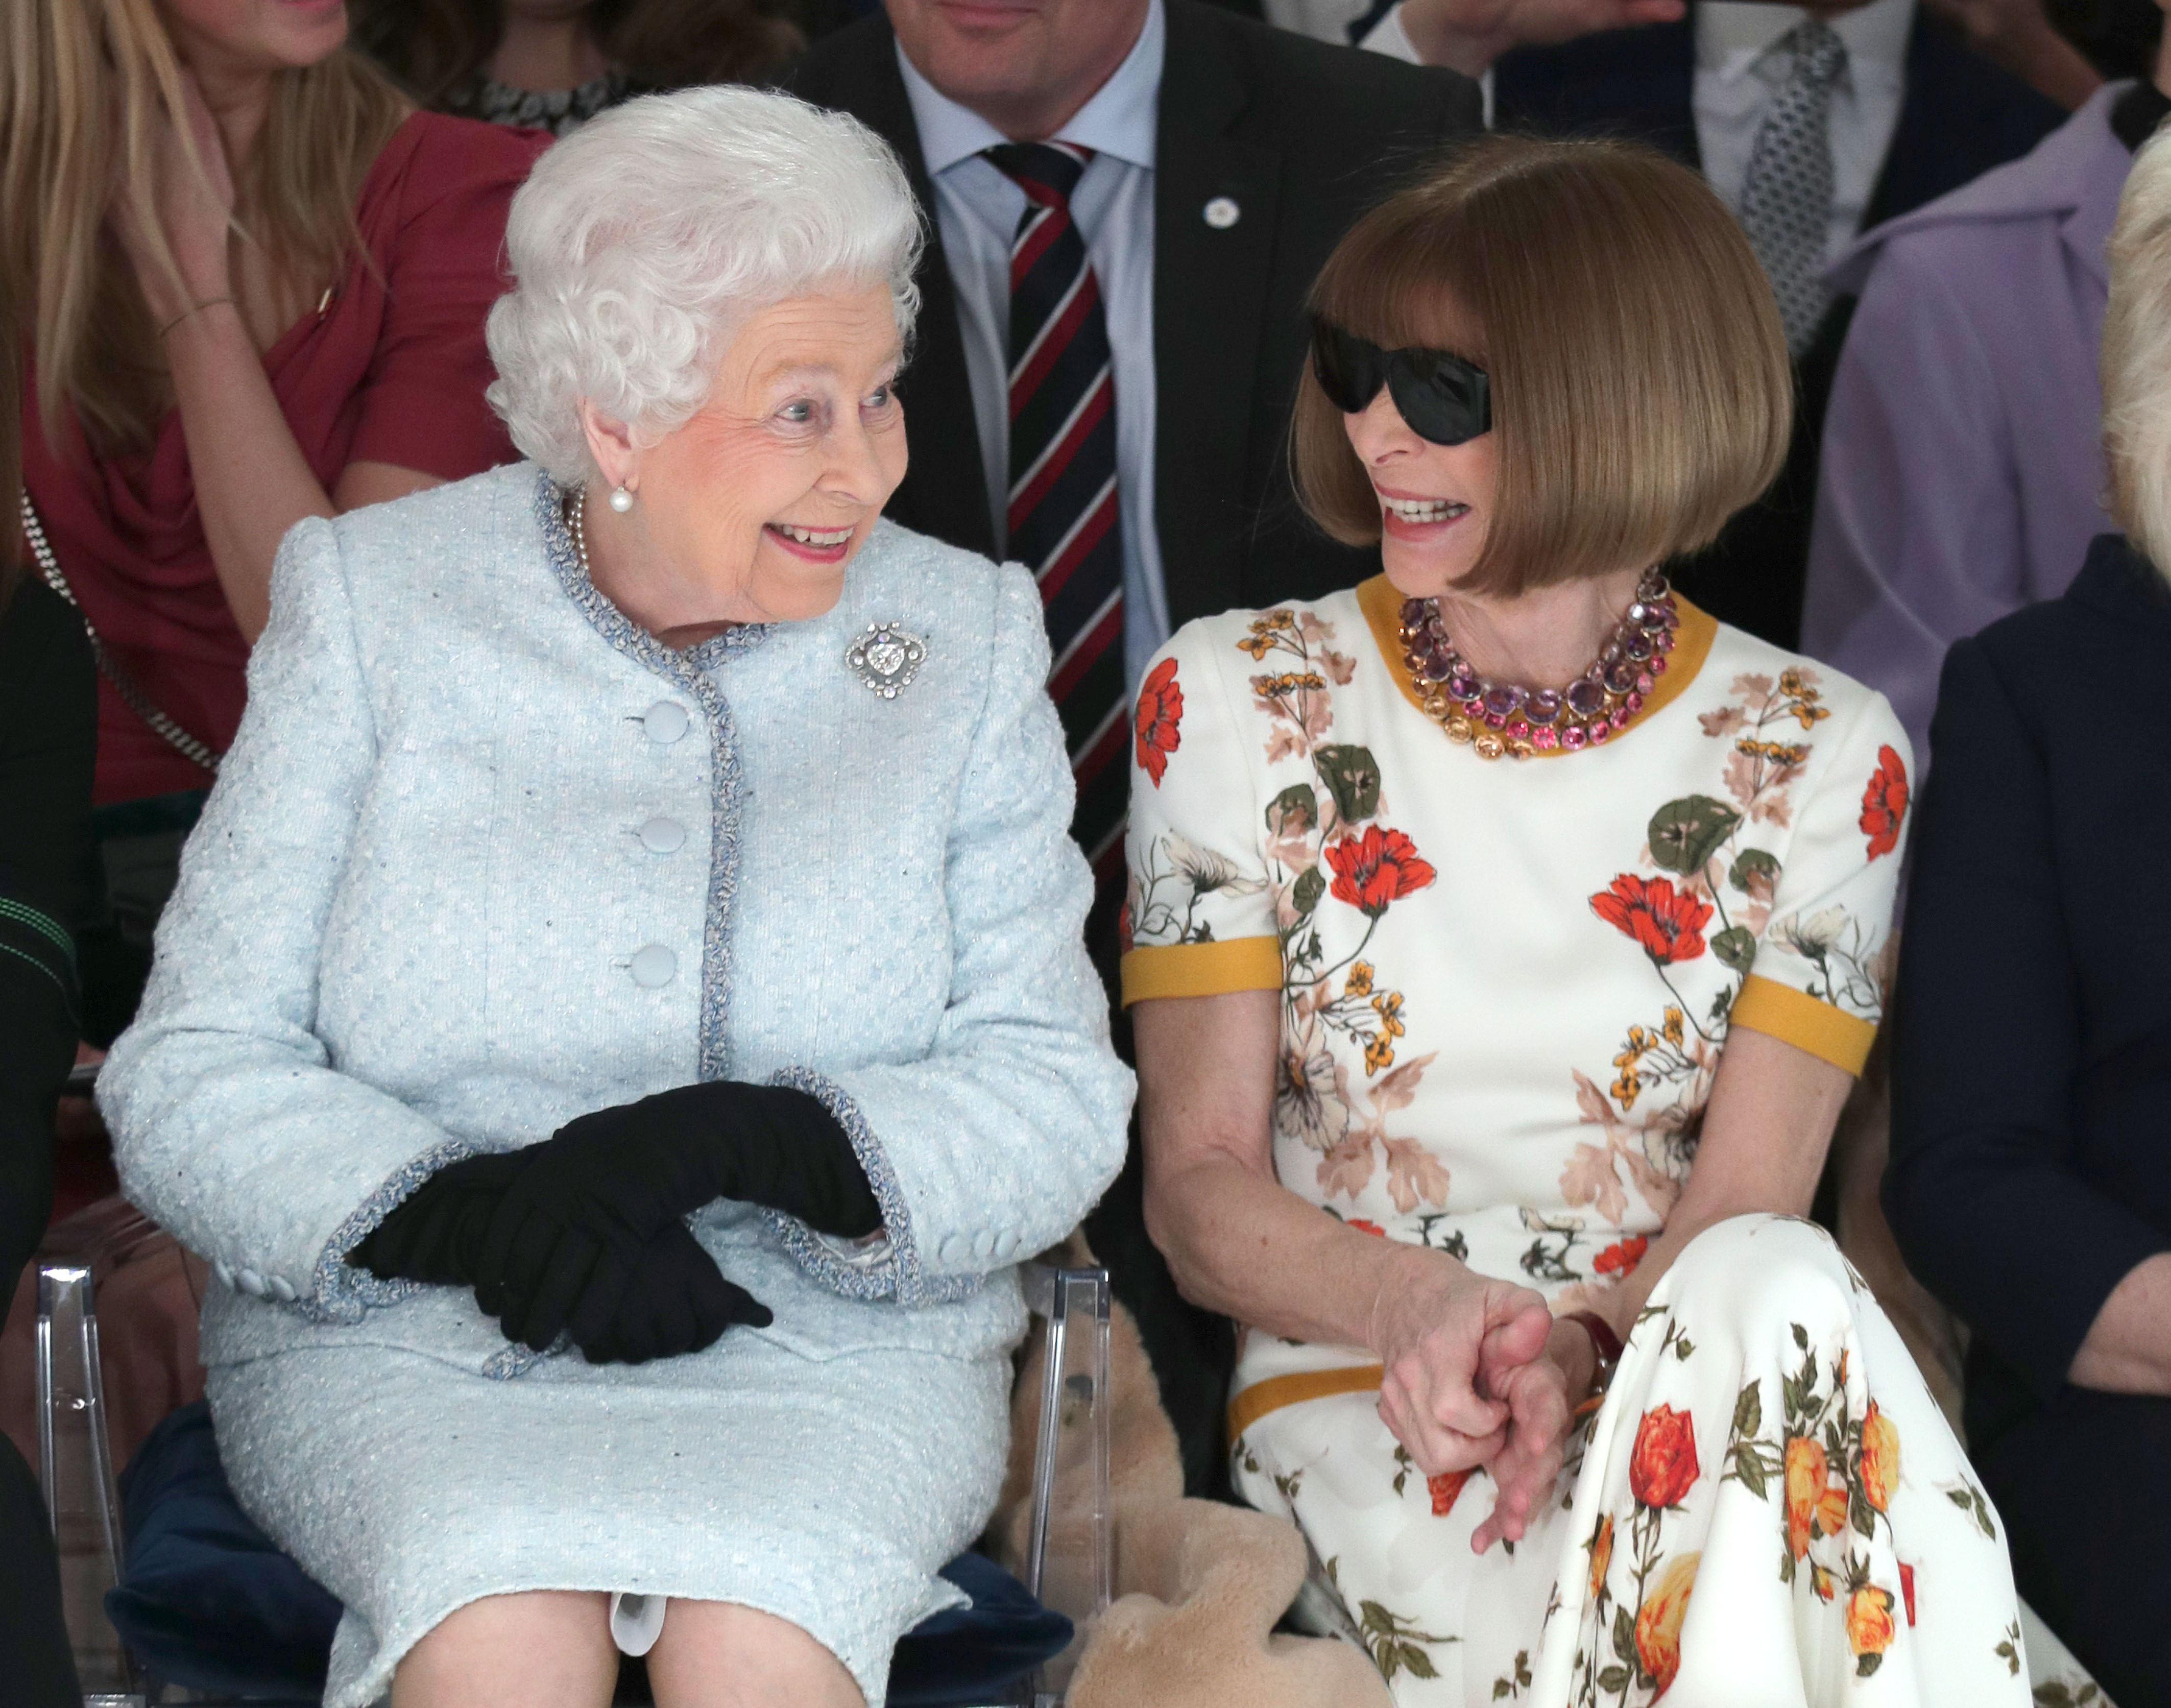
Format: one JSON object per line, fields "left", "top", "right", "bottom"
{"left": 897, "top": 1, "right": 1172, "bottom": 695}
{"left": 1362, "top": 0, "right": 1914, "bottom": 266}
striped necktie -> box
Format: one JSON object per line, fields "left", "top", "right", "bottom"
{"left": 985, "top": 141, "right": 1128, "bottom": 895}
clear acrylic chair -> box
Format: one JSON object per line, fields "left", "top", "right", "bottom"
{"left": 36, "top": 1201, "right": 1114, "bottom": 1708}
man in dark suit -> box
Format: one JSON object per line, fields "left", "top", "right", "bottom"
{"left": 785, "top": 0, "right": 1481, "bottom": 1497}
{"left": 1352, "top": 0, "right": 2065, "bottom": 647}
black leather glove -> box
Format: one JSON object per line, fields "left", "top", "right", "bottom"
{"left": 351, "top": 1149, "right": 773, "bottom": 1363}
{"left": 468, "top": 1081, "right": 880, "bottom": 1340}
{"left": 350, "top": 1151, "right": 526, "bottom": 1286}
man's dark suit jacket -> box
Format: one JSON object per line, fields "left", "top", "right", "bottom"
{"left": 1485, "top": 8, "right": 2063, "bottom": 648}
{"left": 785, "top": 5, "right": 1479, "bottom": 1500}
{"left": 785, "top": 3, "right": 1481, "bottom": 628}
{"left": 1886, "top": 535, "right": 2171, "bottom": 1704}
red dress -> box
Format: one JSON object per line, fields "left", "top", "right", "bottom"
{"left": 21, "top": 111, "right": 549, "bottom": 806}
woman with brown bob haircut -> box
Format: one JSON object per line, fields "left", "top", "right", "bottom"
{"left": 1123, "top": 136, "right": 2031, "bottom": 1705}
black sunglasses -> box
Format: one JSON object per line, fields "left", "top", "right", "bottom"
{"left": 1309, "top": 318, "right": 1492, "bottom": 446}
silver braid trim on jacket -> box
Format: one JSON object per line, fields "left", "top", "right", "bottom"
{"left": 304, "top": 1135, "right": 494, "bottom": 1326}
{"left": 533, "top": 471, "right": 770, "bottom": 1085}
{"left": 763, "top": 1067, "right": 982, "bottom": 1307}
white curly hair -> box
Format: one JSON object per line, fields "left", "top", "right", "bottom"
{"left": 2104, "top": 125, "right": 2171, "bottom": 575}
{"left": 485, "top": 85, "right": 924, "bottom": 485}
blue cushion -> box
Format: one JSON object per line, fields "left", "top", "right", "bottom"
{"left": 110, "top": 1402, "right": 1071, "bottom": 1706}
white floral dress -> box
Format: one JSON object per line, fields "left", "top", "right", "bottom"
{"left": 1120, "top": 579, "right": 2031, "bottom": 1706}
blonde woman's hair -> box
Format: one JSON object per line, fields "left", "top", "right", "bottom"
{"left": 2103, "top": 126, "right": 2171, "bottom": 575}
{"left": 1291, "top": 134, "right": 1793, "bottom": 600}
{"left": 2, "top": 0, "right": 408, "bottom": 454}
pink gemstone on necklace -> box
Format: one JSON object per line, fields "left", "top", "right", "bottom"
{"left": 1589, "top": 720, "right": 1611, "bottom": 744}
{"left": 1608, "top": 705, "right": 1630, "bottom": 730}
{"left": 1533, "top": 725, "right": 1559, "bottom": 750}
{"left": 1505, "top": 715, "right": 1531, "bottom": 739}
{"left": 1635, "top": 672, "right": 1654, "bottom": 695}
{"left": 1625, "top": 690, "right": 1646, "bottom": 713}
{"left": 1650, "top": 655, "right": 1669, "bottom": 676}
{"left": 1562, "top": 726, "right": 1588, "bottom": 751}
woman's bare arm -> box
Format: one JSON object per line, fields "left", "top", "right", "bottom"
{"left": 1137, "top": 989, "right": 1555, "bottom": 1511}
{"left": 1589, "top": 1025, "right": 1854, "bottom": 1337}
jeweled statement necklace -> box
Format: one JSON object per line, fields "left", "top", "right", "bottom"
{"left": 1396, "top": 570, "right": 1678, "bottom": 760}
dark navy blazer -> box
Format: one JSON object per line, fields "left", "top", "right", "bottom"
{"left": 1888, "top": 535, "right": 2171, "bottom": 1444}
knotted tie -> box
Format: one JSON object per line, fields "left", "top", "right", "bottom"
{"left": 1736, "top": 20, "right": 1849, "bottom": 355}
{"left": 985, "top": 141, "right": 1128, "bottom": 894}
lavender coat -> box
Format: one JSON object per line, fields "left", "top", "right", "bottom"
{"left": 1802, "top": 84, "right": 2131, "bottom": 769}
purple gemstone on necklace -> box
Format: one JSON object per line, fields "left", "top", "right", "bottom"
{"left": 1625, "top": 632, "right": 1654, "bottom": 661}
{"left": 1565, "top": 676, "right": 1607, "bottom": 717}
{"left": 1448, "top": 671, "right": 1482, "bottom": 703}
{"left": 1561, "top": 725, "right": 1588, "bottom": 751}
{"left": 1422, "top": 648, "right": 1456, "bottom": 683}
{"left": 1604, "top": 661, "right": 1639, "bottom": 695}
{"left": 1533, "top": 725, "right": 1559, "bottom": 750}
{"left": 1401, "top": 599, "right": 1430, "bottom": 627}
{"left": 1527, "top": 688, "right": 1563, "bottom": 725}
{"left": 1645, "top": 603, "right": 1678, "bottom": 631}
{"left": 1626, "top": 602, "right": 1655, "bottom": 627}
{"left": 1482, "top": 684, "right": 1527, "bottom": 720}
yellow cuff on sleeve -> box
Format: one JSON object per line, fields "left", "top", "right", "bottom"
{"left": 1120, "top": 937, "right": 1283, "bottom": 1007}
{"left": 1729, "top": 973, "right": 1879, "bottom": 1075}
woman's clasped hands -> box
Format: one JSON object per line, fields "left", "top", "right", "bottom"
{"left": 349, "top": 1080, "right": 884, "bottom": 1365}
{"left": 1369, "top": 1248, "right": 1602, "bottom": 1554}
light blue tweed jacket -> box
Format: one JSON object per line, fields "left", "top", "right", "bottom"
{"left": 101, "top": 463, "right": 1134, "bottom": 1379}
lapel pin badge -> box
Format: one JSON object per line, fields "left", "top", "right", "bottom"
{"left": 1203, "top": 196, "right": 1241, "bottom": 230}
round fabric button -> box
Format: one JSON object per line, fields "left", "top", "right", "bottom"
{"left": 1203, "top": 196, "right": 1240, "bottom": 230}
{"left": 638, "top": 816, "right": 687, "bottom": 854}
{"left": 236, "top": 1268, "right": 267, "bottom": 1298}
{"left": 643, "top": 701, "right": 690, "bottom": 744}
{"left": 629, "top": 944, "right": 677, "bottom": 988}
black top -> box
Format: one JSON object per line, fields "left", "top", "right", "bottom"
{"left": 1888, "top": 535, "right": 2171, "bottom": 1452}
{"left": 0, "top": 578, "right": 97, "bottom": 1289}
{"left": 784, "top": 1, "right": 1482, "bottom": 625}
{"left": 2111, "top": 79, "right": 2171, "bottom": 152}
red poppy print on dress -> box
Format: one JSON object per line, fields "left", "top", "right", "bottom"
{"left": 1133, "top": 657, "right": 1184, "bottom": 787}
{"left": 1593, "top": 1234, "right": 1649, "bottom": 1279}
{"left": 1427, "top": 1468, "right": 1473, "bottom": 1517}
{"left": 1325, "top": 827, "right": 1437, "bottom": 918}
{"left": 1347, "top": 1219, "right": 1387, "bottom": 1237}
{"left": 1859, "top": 743, "right": 1909, "bottom": 861}
{"left": 1590, "top": 875, "right": 1714, "bottom": 967}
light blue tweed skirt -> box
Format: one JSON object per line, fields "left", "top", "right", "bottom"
{"left": 208, "top": 1334, "right": 1010, "bottom": 1706}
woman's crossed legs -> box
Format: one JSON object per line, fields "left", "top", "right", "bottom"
{"left": 392, "top": 1592, "right": 862, "bottom": 1708}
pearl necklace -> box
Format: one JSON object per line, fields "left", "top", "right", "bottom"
{"left": 569, "top": 486, "right": 594, "bottom": 579}
{"left": 1396, "top": 571, "right": 1678, "bottom": 760}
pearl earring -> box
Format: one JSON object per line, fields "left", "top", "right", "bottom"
{"left": 608, "top": 485, "right": 634, "bottom": 513}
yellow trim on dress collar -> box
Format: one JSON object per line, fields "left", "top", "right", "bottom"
{"left": 1353, "top": 573, "right": 1718, "bottom": 754}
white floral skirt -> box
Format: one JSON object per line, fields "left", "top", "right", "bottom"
{"left": 1232, "top": 1217, "right": 2032, "bottom": 1706}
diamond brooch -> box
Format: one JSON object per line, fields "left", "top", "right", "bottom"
{"left": 845, "top": 622, "right": 927, "bottom": 699}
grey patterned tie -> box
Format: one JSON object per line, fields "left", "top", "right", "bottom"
{"left": 1736, "top": 20, "right": 1849, "bottom": 355}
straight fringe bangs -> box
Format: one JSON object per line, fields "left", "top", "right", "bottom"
{"left": 2102, "top": 128, "right": 2171, "bottom": 576}
{"left": 1291, "top": 135, "right": 1793, "bottom": 599}
{"left": 2, "top": 0, "right": 407, "bottom": 454}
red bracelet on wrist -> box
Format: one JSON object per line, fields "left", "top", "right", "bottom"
{"left": 1561, "top": 1310, "right": 1625, "bottom": 1389}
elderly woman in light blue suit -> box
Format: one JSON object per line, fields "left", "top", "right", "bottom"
{"left": 98, "top": 86, "right": 1132, "bottom": 1708}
